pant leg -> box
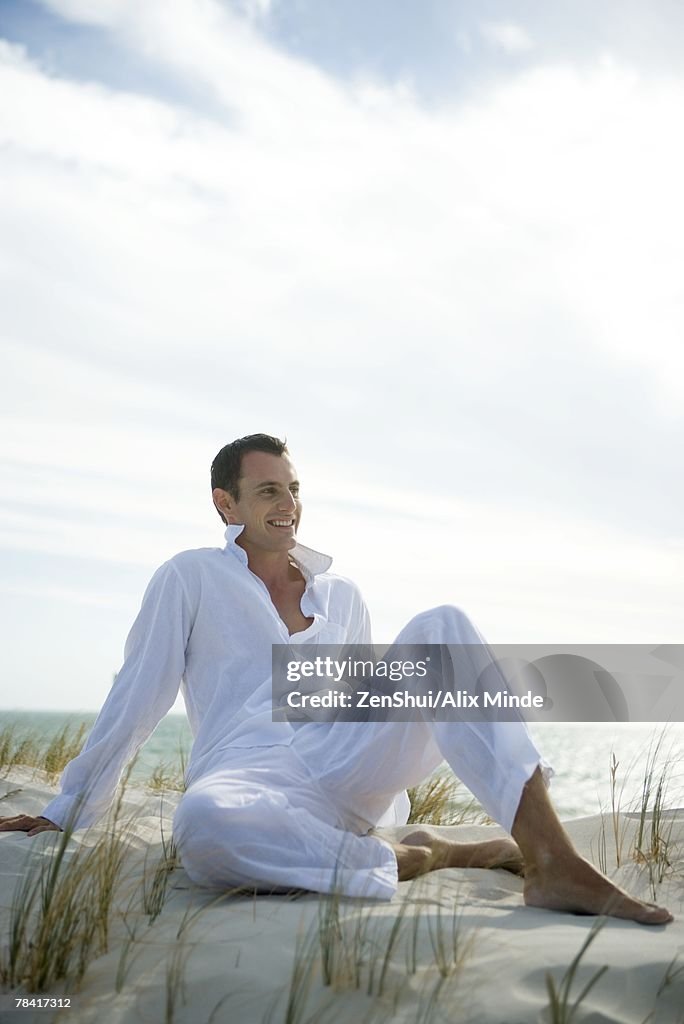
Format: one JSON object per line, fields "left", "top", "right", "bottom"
{"left": 172, "top": 745, "right": 399, "bottom": 899}
{"left": 294, "top": 605, "right": 552, "bottom": 835}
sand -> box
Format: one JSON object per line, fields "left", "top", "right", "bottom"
{"left": 1, "top": 768, "right": 682, "bottom": 1023}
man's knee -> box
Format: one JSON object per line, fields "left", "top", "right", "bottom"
{"left": 175, "top": 783, "right": 286, "bottom": 838}
{"left": 396, "top": 604, "right": 477, "bottom": 644}
{"left": 173, "top": 785, "right": 285, "bottom": 886}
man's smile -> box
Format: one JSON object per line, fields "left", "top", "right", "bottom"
{"left": 268, "top": 518, "right": 295, "bottom": 528}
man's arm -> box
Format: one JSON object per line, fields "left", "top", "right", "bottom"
{"left": 0, "top": 559, "right": 194, "bottom": 835}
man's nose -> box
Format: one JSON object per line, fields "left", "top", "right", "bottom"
{"left": 279, "top": 491, "right": 297, "bottom": 512}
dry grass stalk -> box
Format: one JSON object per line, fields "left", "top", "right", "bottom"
{"left": 0, "top": 722, "right": 88, "bottom": 781}
{"left": 0, "top": 726, "right": 40, "bottom": 776}
{"left": 425, "top": 898, "right": 475, "bottom": 979}
{"left": 632, "top": 731, "right": 678, "bottom": 900}
{"left": 608, "top": 751, "right": 628, "bottom": 867}
{"left": 272, "top": 887, "right": 474, "bottom": 1024}
{"left": 146, "top": 737, "right": 188, "bottom": 792}
{"left": 407, "top": 772, "right": 485, "bottom": 826}
{"left": 0, "top": 765, "right": 135, "bottom": 993}
{"left": 545, "top": 917, "right": 609, "bottom": 1024}
{"left": 164, "top": 931, "right": 194, "bottom": 1024}
{"left": 0, "top": 722, "right": 191, "bottom": 795}
{"left": 314, "top": 860, "right": 475, "bottom": 1003}
{"left": 42, "top": 724, "right": 89, "bottom": 783}
{"left": 593, "top": 729, "right": 681, "bottom": 898}
{"left": 147, "top": 761, "right": 185, "bottom": 793}
{"left": 142, "top": 822, "right": 180, "bottom": 924}
{"left": 260, "top": 911, "right": 322, "bottom": 1024}
{"left": 594, "top": 748, "right": 631, "bottom": 874}
{"left": 641, "top": 954, "right": 684, "bottom": 1024}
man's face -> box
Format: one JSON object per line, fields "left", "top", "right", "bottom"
{"left": 214, "top": 451, "right": 301, "bottom": 554}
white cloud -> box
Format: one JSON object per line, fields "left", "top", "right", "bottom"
{"left": 0, "top": 580, "right": 134, "bottom": 611}
{"left": 2, "top": 33, "right": 683, "bottom": 399}
{"left": 480, "top": 21, "right": 534, "bottom": 54}
{"left": 35, "top": 0, "right": 126, "bottom": 28}
{"left": 235, "top": 0, "right": 274, "bottom": 22}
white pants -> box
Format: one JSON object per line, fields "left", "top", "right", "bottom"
{"left": 173, "top": 606, "right": 549, "bottom": 899}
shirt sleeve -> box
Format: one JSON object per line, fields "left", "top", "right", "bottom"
{"left": 41, "top": 560, "right": 193, "bottom": 830}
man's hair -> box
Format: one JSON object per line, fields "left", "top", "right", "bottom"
{"left": 211, "top": 433, "right": 289, "bottom": 524}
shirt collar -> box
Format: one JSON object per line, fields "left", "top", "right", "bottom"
{"left": 223, "top": 524, "right": 333, "bottom": 579}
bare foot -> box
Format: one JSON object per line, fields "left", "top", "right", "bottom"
{"left": 511, "top": 767, "right": 672, "bottom": 926}
{"left": 392, "top": 839, "right": 434, "bottom": 881}
{"left": 401, "top": 829, "right": 524, "bottom": 875}
{"left": 524, "top": 849, "right": 673, "bottom": 925}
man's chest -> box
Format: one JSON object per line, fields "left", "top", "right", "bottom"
{"left": 183, "top": 564, "right": 355, "bottom": 670}
{"left": 266, "top": 579, "right": 314, "bottom": 636}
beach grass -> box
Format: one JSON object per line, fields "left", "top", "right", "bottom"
{"left": 147, "top": 737, "right": 188, "bottom": 793}
{"left": 643, "top": 955, "right": 684, "bottom": 1024}
{"left": 632, "top": 730, "right": 678, "bottom": 899}
{"left": 0, "top": 720, "right": 189, "bottom": 796}
{"left": 545, "top": 917, "right": 609, "bottom": 1024}
{"left": 142, "top": 828, "right": 180, "bottom": 924}
{"left": 147, "top": 761, "right": 186, "bottom": 793}
{"left": 592, "top": 727, "right": 682, "bottom": 901}
{"left": 268, "top": 875, "right": 477, "bottom": 1024}
{"left": 0, "top": 722, "right": 88, "bottom": 782}
{"left": 407, "top": 772, "right": 486, "bottom": 827}
{"left": 0, "top": 766, "right": 135, "bottom": 993}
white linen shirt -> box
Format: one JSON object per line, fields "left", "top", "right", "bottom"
{"left": 41, "top": 524, "right": 377, "bottom": 830}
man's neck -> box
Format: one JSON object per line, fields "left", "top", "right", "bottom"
{"left": 237, "top": 540, "right": 297, "bottom": 590}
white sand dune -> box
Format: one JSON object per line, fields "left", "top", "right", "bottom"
{"left": 1, "top": 769, "right": 682, "bottom": 1023}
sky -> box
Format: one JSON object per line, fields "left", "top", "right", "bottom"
{"left": 0, "top": 0, "right": 682, "bottom": 711}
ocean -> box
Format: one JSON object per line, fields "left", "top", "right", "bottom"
{"left": 2, "top": 711, "right": 683, "bottom": 820}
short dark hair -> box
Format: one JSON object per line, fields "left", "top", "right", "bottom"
{"left": 211, "top": 433, "right": 289, "bottom": 524}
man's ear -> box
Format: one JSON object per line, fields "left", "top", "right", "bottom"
{"left": 212, "top": 487, "right": 236, "bottom": 524}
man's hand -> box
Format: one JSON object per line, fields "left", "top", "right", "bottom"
{"left": 0, "top": 815, "right": 62, "bottom": 836}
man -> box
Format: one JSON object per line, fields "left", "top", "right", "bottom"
{"left": 0, "top": 434, "right": 672, "bottom": 924}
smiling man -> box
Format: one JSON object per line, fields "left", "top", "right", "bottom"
{"left": 0, "top": 434, "right": 672, "bottom": 925}
{"left": 211, "top": 440, "right": 315, "bottom": 637}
